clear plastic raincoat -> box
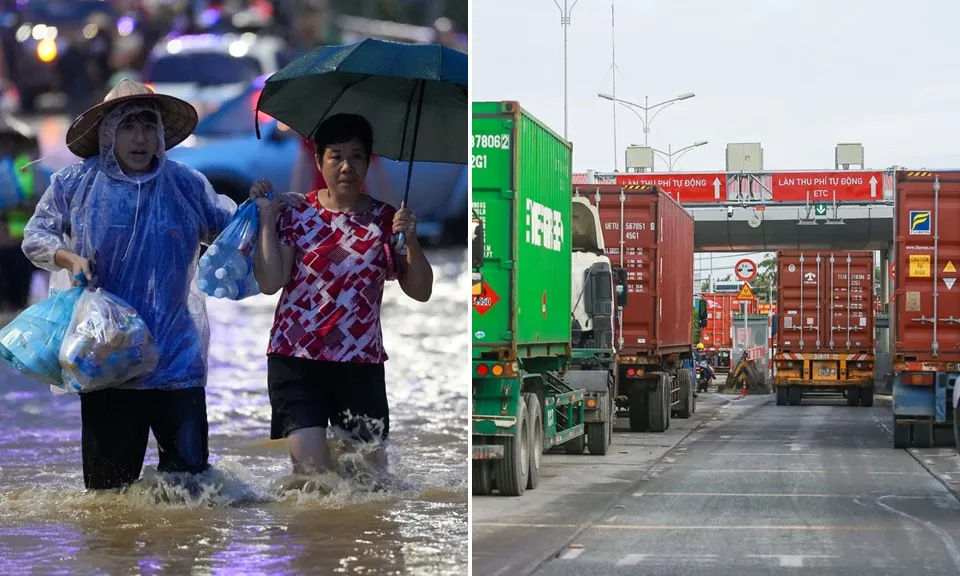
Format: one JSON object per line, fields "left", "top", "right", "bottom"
{"left": 21, "top": 101, "right": 237, "bottom": 391}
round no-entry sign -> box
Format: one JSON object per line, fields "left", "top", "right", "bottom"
{"left": 735, "top": 258, "right": 758, "bottom": 282}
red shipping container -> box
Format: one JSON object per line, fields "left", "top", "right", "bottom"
{"left": 775, "top": 250, "right": 875, "bottom": 354}
{"left": 573, "top": 184, "right": 694, "bottom": 356}
{"left": 700, "top": 292, "right": 757, "bottom": 350}
{"left": 893, "top": 172, "right": 960, "bottom": 365}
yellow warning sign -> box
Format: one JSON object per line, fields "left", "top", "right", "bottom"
{"left": 945, "top": 260, "right": 957, "bottom": 273}
{"left": 735, "top": 283, "right": 756, "bottom": 301}
{"left": 909, "top": 254, "right": 931, "bottom": 277}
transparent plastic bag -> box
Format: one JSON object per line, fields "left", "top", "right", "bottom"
{"left": 198, "top": 198, "right": 262, "bottom": 300}
{"left": 0, "top": 277, "right": 86, "bottom": 386}
{"left": 59, "top": 287, "right": 160, "bottom": 393}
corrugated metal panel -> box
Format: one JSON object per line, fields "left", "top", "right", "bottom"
{"left": 893, "top": 171, "right": 960, "bottom": 363}
{"left": 574, "top": 184, "right": 694, "bottom": 356}
{"left": 700, "top": 292, "right": 757, "bottom": 349}
{"left": 776, "top": 250, "right": 875, "bottom": 354}
{"left": 471, "top": 101, "right": 573, "bottom": 355}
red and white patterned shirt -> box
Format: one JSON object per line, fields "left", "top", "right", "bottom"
{"left": 267, "top": 191, "right": 399, "bottom": 363}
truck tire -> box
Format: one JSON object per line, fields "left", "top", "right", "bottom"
{"left": 587, "top": 421, "right": 609, "bottom": 455}
{"left": 564, "top": 431, "right": 586, "bottom": 455}
{"left": 860, "top": 385, "right": 874, "bottom": 407}
{"left": 787, "top": 386, "right": 802, "bottom": 406}
{"left": 893, "top": 419, "right": 910, "bottom": 448}
{"left": 674, "top": 370, "right": 694, "bottom": 419}
{"left": 472, "top": 459, "right": 493, "bottom": 496}
{"left": 524, "top": 393, "right": 543, "bottom": 490}
{"left": 776, "top": 386, "right": 788, "bottom": 406}
{"left": 954, "top": 409, "right": 960, "bottom": 456}
{"left": 846, "top": 387, "right": 861, "bottom": 406}
{"left": 648, "top": 374, "right": 669, "bottom": 433}
{"left": 494, "top": 395, "right": 529, "bottom": 496}
{"left": 628, "top": 385, "right": 648, "bottom": 432}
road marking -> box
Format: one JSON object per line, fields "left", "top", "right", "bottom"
{"left": 748, "top": 554, "right": 836, "bottom": 567}
{"left": 632, "top": 492, "right": 645, "bottom": 498}
{"left": 781, "top": 555, "right": 804, "bottom": 567}
{"left": 660, "top": 468, "right": 927, "bottom": 475}
{"left": 616, "top": 554, "right": 647, "bottom": 566}
{"left": 713, "top": 452, "right": 821, "bottom": 456}
{"left": 560, "top": 548, "right": 584, "bottom": 560}
{"left": 785, "top": 443, "right": 805, "bottom": 452}
{"left": 641, "top": 491, "right": 857, "bottom": 498}
{"left": 472, "top": 522, "right": 899, "bottom": 531}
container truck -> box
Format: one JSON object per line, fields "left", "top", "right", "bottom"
{"left": 699, "top": 292, "right": 757, "bottom": 372}
{"left": 889, "top": 172, "right": 960, "bottom": 449}
{"left": 573, "top": 184, "right": 703, "bottom": 433}
{"left": 773, "top": 250, "right": 876, "bottom": 406}
{"left": 471, "top": 101, "right": 624, "bottom": 497}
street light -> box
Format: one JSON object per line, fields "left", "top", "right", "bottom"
{"left": 554, "top": 0, "right": 579, "bottom": 140}
{"left": 598, "top": 92, "right": 696, "bottom": 146}
{"left": 639, "top": 140, "right": 708, "bottom": 172}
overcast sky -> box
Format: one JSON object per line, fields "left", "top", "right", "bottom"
{"left": 470, "top": 0, "right": 958, "bottom": 277}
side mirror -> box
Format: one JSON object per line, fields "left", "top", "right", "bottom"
{"left": 697, "top": 298, "right": 708, "bottom": 328}
{"left": 612, "top": 266, "right": 628, "bottom": 307}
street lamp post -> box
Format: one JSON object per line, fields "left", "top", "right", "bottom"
{"left": 598, "top": 92, "right": 695, "bottom": 146}
{"left": 554, "top": 0, "right": 579, "bottom": 140}
{"left": 650, "top": 140, "right": 709, "bottom": 171}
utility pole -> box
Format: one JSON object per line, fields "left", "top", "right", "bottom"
{"left": 610, "top": 0, "right": 617, "bottom": 170}
{"left": 553, "top": 0, "right": 578, "bottom": 140}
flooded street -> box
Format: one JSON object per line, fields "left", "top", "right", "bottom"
{"left": 0, "top": 248, "right": 469, "bottom": 575}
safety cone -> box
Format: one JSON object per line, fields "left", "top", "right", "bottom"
{"left": 741, "top": 379, "right": 748, "bottom": 397}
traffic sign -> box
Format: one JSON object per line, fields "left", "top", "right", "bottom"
{"left": 614, "top": 172, "right": 726, "bottom": 203}
{"left": 770, "top": 170, "right": 885, "bottom": 202}
{"left": 889, "top": 263, "right": 896, "bottom": 280}
{"left": 814, "top": 203, "right": 827, "bottom": 216}
{"left": 734, "top": 258, "right": 758, "bottom": 282}
{"left": 735, "top": 283, "right": 756, "bottom": 301}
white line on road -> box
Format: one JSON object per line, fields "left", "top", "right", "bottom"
{"left": 616, "top": 554, "right": 648, "bottom": 566}
{"left": 560, "top": 548, "right": 584, "bottom": 560}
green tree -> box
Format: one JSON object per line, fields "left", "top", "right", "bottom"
{"left": 752, "top": 253, "right": 777, "bottom": 302}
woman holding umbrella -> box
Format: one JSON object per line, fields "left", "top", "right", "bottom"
{"left": 250, "top": 112, "right": 433, "bottom": 484}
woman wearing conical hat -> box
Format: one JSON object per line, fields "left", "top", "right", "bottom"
{"left": 20, "top": 80, "right": 237, "bottom": 491}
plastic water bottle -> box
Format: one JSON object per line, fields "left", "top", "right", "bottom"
{"left": 206, "top": 244, "right": 220, "bottom": 257}
{"left": 197, "top": 278, "right": 209, "bottom": 292}
{"left": 214, "top": 282, "right": 245, "bottom": 299}
{"left": 214, "top": 253, "right": 250, "bottom": 281}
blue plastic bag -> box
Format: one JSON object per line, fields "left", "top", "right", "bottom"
{"left": 0, "top": 156, "right": 23, "bottom": 211}
{"left": 198, "top": 199, "right": 261, "bottom": 300}
{"left": 0, "top": 276, "right": 86, "bottom": 386}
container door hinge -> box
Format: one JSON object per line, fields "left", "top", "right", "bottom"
{"left": 502, "top": 260, "right": 516, "bottom": 270}
{"left": 500, "top": 331, "right": 514, "bottom": 340}
{"left": 501, "top": 189, "right": 515, "bottom": 199}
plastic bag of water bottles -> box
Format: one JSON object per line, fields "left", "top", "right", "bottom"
{"left": 197, "top": 199, "right": 261, "bottom": 300}
{"left": 0, "top": 276, "right": 86, "bottom": 386}
{"left": 59, "top": 288, "right": 160, "bottom": 393}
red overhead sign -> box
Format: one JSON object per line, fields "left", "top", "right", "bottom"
{"left": 614, "top": 172, "right": 726, "bottom": 203}
{"left": 770, "top": 170, "right": 884, "bottom": 202}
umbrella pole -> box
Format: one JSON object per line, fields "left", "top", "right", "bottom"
{"left": 397, "top": 80, "right": 426, "bottom": 248}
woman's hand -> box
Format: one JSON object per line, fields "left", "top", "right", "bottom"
{"left": 392, "top": 207, "right": 418, "bottom": 244}
{"left": 250, "top": 179, "right": 279, "bottom": 218}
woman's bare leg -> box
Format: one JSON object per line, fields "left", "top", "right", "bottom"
{"left": 285, "top": 426, "right": 330, "bottom": 475}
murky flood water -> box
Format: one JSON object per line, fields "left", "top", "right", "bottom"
{"left": 0, "top": 248, "right": 468, "bottom": 575}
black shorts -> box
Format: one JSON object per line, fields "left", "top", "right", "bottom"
{"left": 267, "top": 354, "right": 389, "bottom": 443}
{"left": 80, "top": 387, "right": 210, "bottom": 490}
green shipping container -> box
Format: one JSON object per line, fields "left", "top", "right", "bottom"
{"left": 472, "top": 101, "right": 573, "bottom": 360}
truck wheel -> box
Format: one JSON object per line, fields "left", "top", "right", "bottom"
{"left": 776, "top": 386, "right": 788, "bottom": 406}
{"left": 524, "top": 393, "right": 543, "bottom": 490}
{"left": 913, "top": 422, "right": 934, "bottom": 448}
{"left": 893, "top": 419, "right": 910, "bottom": 448}
{"left": 564, "top": 430, "right": 586, "bottom": 455}
{"left": 628, "top": 385, "right": 648, "bottom": 432}
{"left": 787, "top": 386, "right": 802, "bottom": 406}
{"left": 587, "top": 421, "right": 609, "bottom": 455}
{"left": 674, "top": 370, "right": 694, "bottom": 419}
{"left": 472, "top": 460, "right": 493, "bottom": 496}
{"left": 494, "top": 395, "right": 529, "bottom": 496}
{"left": 860, "top": 385, "right": 874, "bottom": 407}
{"left": 647, "top": 375, "right": 669, "bottom": 433}
{"left": 846, "top": 387, "right": 861, "bottom": 407}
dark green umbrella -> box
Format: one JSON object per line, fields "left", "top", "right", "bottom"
{"left": 255, "top": 38, "right": 467, "bottom": 245}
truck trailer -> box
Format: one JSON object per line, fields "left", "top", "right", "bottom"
{"left": 573, "top": 184, "right": 703, "bottom": 433}
{"left": 471, "top": 101, "right": 623, "bottom": 497}
{"left": 890, "top": 172, "right": 960, "bottom": 449}
{"left": 773, "top": 249, "right": 876, "bottom": 406}
{"left": 699, "top": 291, "right": 758, "bottom": 372}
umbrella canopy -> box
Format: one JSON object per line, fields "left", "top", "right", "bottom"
{"left": 255, "top": 38, "right": 467, "bottom": 166}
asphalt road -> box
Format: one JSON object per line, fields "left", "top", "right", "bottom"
{"left": 474, "top": 391, "right": 960, "bottom": 576}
